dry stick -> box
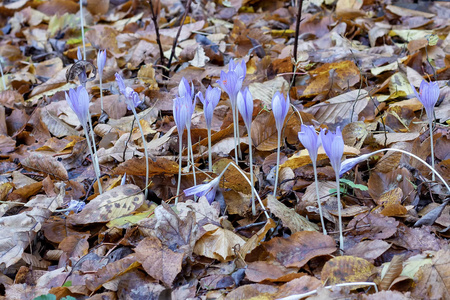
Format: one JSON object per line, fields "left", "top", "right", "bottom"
{"left": 148, "top": 0, "right": 165, "bottom": 67}
{"left": 79, "top": 0, "right": 86, "bottom": 60}
{"left": 292, "top": 0, "right": 304, "bottom": 79}
{"left": 165, "top": 0, "right": 192, "bottom": 77}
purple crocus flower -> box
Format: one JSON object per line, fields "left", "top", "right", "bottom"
{"left": 115, "top": 73, "right": 142, "bottom": 110}
{"left": 298, "top": 125, "right": 321, "bottom": 164}
{"left": 339, "top": 153, "right": 372, "bottom": 176}
{"left": 237, "top": 88, "right": 253, "bottom": 130}
{"left": 77, "top": 47, "right": 82, "bottom": 61}
{"left": 320, "top": 127, "right": 344, "bottom": 172}
{"left": 272, "top": 92, "right": 289, "bottom": 133}
{"left": 217, "top": 70, "right": 242, "bottom": 107}
{"left": 411, "top": 80, "right": 440, "bottom": 122}
{"left": 65, "top": 85, "right": 90, "bottom": 127}
{"left": 184, "top": 177, "right": 220, "bottom": 204}
{"left": 115, "top": 72, "right": 126, "bottom": 95}
{"left": 173, "top": 95, "right": 188, "bottom": 134}
{"left": 228, "top": 59, "right": 246, "bottom": 81}
{"left": 197, "top": 86, "right": 221, "bottom": 129}
{"left": 97, "top": 50, "right": 106, "bottom": 78}
{"left": 179, "top": 77, "right": 194, "bottom": 100}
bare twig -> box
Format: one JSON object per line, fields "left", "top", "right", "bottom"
{"left": 148, "top": 0, "right": 165, "bottom": 67}
{"left": 292, "top": 0, "right": 304, "bottom": 70}
{"left": 166, "top": 0, "right": 192, "bottom": 77}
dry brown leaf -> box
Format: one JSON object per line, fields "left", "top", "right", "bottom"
{"left": 379, "top": 254, "right": 405, "bottom": 291}
{"left": 321, "top": 256, "right": 374, "bottom": 287}
{"left": 68, "top": 184, "right": 144, "bottom": 225}
{"left": 194, "top": 224, "right": 246, "bottom": 262}
{"left": 22, "top": 152, "right": 69, "bottom": 180}
{"left": 346, "top": 240, "right": 391, "bottom": 262}
{"left": 263, "top": 231, "right": 336, "bottom": 268}
{"left": 245, "top": 260, "right": 301, "bottom": 283}
{"left": 239, "top": 218, "right": 276, "bottom": 259}
{"left": 135, "top": 236, "right": 184, "bottom": 287}
{"left": 266, "top": 194, "right": 319, "bottom": 232}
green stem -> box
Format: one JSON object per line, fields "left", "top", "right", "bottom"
{"left": 79, "top": 0, "right": 86, "bottom": 60}
{"left": 273, "top": 131, "right": 281, "bottom": 196}
{"left": 175, "top": 133, "right": 183, "bottom": 205}
{"left": 83, "top": 127, "right": 102, "bottom": 194}
{"left": 207, "top": 127, "right": 212, "bottom": 172}
{"left": 130, "top": 108, "right": 149, "bottom": 199}
{"left": 313, "top": 161, "right": 327, "bottom": 235}
{"left": 335, "top": 170, "right": 344, "bottom": 251}
{"left": 429, "top": 119, "right": 435, "bottom": 182}
{"left": 248, "top": 127, "right": 255, "bottom": 216}
{"left": 87, "top": 114, "right": 102, "bottom": 194}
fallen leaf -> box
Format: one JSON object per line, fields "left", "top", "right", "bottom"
{"left": 263, "top": 231, "right": 336, "bottom": 268}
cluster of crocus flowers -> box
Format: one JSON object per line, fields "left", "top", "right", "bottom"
{"left": 298, "top": 125, "right": 344, "bottom": 249}
{"left": 411, "top": 79, "right": 440, "bottom": 181}
{"left": 217, "top": 59, "right": 246, "bottom": 163}
{"left": 196, "top": 86, "right": 221, "bottom": 171}
{"left": 115, "top": 73, "right": 149, "bottom": 198}
{"left": 173, "top": 78, "right": 197, "bottom": 204}
{"left": 65, "top": 86, "right": 102, "bottom": 194}
{"left": 272, "top": 92, "right": 289, "bottom": 196}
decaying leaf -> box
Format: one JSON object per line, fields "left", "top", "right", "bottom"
{"left": 263, "top": 231, "right": 336, "bottom": 268}
{"left": 68, "top": 184, "right": 144, "bottom": 225}
{"left": 321, "top": 256, "right": 375, "bottom": 288}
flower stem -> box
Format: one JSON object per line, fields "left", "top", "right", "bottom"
{"left": 313, "top": 161, "right": 327, "bottom": 235}
{"left": 87, "top": 114, "right": 102, "bottom": 194}
{"left": 83, "top": 127, "right": 102, "bottom": 194}
{"left": 219, "top": 162, "right": 269, "bottom": 220}
{"left": 207, "top": 127, "right": 212, "bottom": 172}
{"left": 100, "top": 77, "right": 104, "bottom": 113}
{"left": 335, "top": 170, "right": 344, "bottom": 251}
{"left": 248, "top": 127, "right": 255, "bottom": 215}
{"left": 273, "top": 131, "right": 281, "bottom": 196}
{"left": 236, "top": 107, "right": 242, "bottom": 160}
{"left": 187, "top": 127, "right": 197, "bottom": 200}
{"left": 429, "top": 119, "right": 435, "bottom": 182}
{"left": 364, "top": 148, "right": 449, "bottom": 192}
{"left": 231, "top": 103, "right": 239, "bottom": 164}
{"left": 0, "top": 61, "right": 6, "bottom": 91}
{"left": 130, "top": 108, "right": 149, "bottom": 199}
{"left": 79, "top": 0, "right": 86, "bottom": 60}
{"left": 175, "top": 133, "right": 183, "bottom": 205}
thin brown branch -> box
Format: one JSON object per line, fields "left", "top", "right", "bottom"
{"left": 148, "top": 0, "right": 165, "bottom": 67}
{"left": 293, "top": 0, "right": 304, "bottom": 64}
{"left": 166, "top": 0, "right": 192, "bottom": 77}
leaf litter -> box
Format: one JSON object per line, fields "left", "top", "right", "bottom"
{"left": 0, "top": 0, "right": 449, "bottom": 299}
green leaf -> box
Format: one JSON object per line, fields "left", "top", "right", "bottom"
{"left": 340, "top": 178, "right": 368, "bottom": 191}
{"left": 62, "top": 280, "right": 72, "bottom": 287}
{"left": 61, "top": 296, "right": 77, "bottom": 300}
{"left": 33, "top": 295, "right": 56, "bottom": 300}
